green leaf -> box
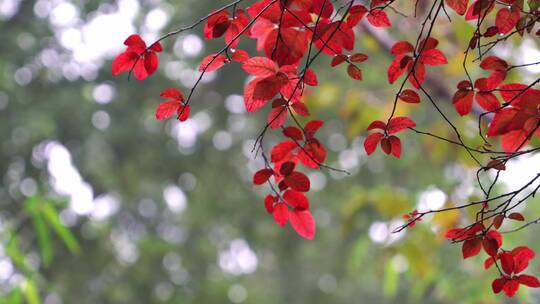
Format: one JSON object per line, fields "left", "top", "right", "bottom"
{"left": 32, "top": 213, "right": 53, "bottom": 266}
{"left": 23, "top": 280, "right": 41, "bottom": 304}
{"left": 0, "top": 287, "right": 23, "bottom": 304}
{"left": 6, "top": 233, "right": 31, "bottom": 274}
{"left": 25, "top": 196, "right": 49, "bottom": 265}
{"left": 41, "top": 204, "right": 80, "bottom": 254}
{"left": 383, "top": 257, "right": 399, "bottom": 297}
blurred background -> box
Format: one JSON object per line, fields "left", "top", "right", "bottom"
{"left": 0, "top": 0, "right": 539, "bottom": 303}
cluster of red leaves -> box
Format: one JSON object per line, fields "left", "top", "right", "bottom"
{"left": 364, "top": 117, "right": 416, "bottom": 158}
{"left": 445, "top": 212, "right": 539, "bottom": 297}
{"left": 253, "top": 120, "right": 327, "bottom": 239}
{"left": 253, "top": 120, "right": 326, "bottom": 239}
{"left": 112, "top": 0, "right": 381, "bottom": 239}
{"left": 452, "top": 56, "right": 506, "bottom": 116}
{"left": 452, "top": 55, "right": 540, "bottom": 153}
{"left": 402, "top": 209, "right": 422, "bottom": 227}
{"left": 203, "top": 9, "right": 249, "bottom": 48}
{"left": 155, "top": 88, "right": 190, "bottom": 121}
{"left": 387, "top": 38, "right": 448, "bottom": 89}
{"left": 112, "top": 35, "right": 162, "bottom": 80}
{"left": 111, "top": 0, "right": 540, "bottom": 297}
{"left": 446, "top": 0, "right": 538, "bottom": 36}
{"left": 486, "top": 83, "right": 540, "bottom": 153}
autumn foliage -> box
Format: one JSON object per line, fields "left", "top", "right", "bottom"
{"left": 112, "top": 0, "right": 540, "bottom": 297}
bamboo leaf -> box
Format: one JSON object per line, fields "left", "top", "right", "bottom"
{"left": 41, "top": 204, "right": 80, "bottom": 254}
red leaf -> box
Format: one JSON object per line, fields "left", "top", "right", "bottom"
{"left": 508, "top": 212, "right": 525, "bottom": 221}
{"left": 388, "top": 135, "right": 401, "bottom": 158}
{"left": 367, "top": 10, "right": 391, "bottom": 28}
{"left": 199, "top": 54, "right": 228, "bottom": 72}
{"left": 144, "top": 51, "right": 159, "bottom": 74}
{"left": 289, "top": 209, "right": 315, "bottom": 240}
{"left": 253, "top": 77, "right": 283, "bottom": 100}
{"left": 272, "top": 98, "right": 288, "bottom": 108}
{"left": 209, "top": 18, "right": 230, "bottom": 39}
{"left": 500, "top": 252, "right": 515, "bottom": 275}
{"left": 298, "top": 141, "right": 327, "bottom": 168}
{"left": 408, "top": 62, "right": 425, "bottom": 89}
{"left": 462, "top": 238, "right": 482, "bottom": 259}
{"left": 364, "top": 132, "right": 384, "bottom": 155}
{"left": 130, "top": 57, "right": 148, "bottom": 81}
{"left": 367, "top": 120, "right": 386, "bottom": 130}
{"left": 484, "top": 26, "right": 499, "bottom": 37}
{"left": 492, "top": 277, "right": 506, "bottom": 294}
{"left": 224, "top": 10, "right": 249, "bottom": 48}
{"left": 283, "top": 190, "right": 309, "bottom": 210}
{"left": 291, "top": 102, "right": 310, "bottom": 116}
{"left": 149, "top": 42, "right": 162, "bottom": 52}
{"left": 253, "top": 168, "right": 273, "bottom": 185}
{"left": 487, "top": 227, "right": 503, "bottom": 245}
{"left": 513, "top": 246, "right": 535, "bottom": 274}
{"left": 485, "top": 257, "right": 496, "bottom": 269}
{"left": 457, "top": 80, "right": 472, "bottom": 90}
{"left": 347, "top": 64, "right": 362, "bottom": 80}
{"left": 387, "top": 56, "right": 408, "bottom": 84}
{"left": 453, "top": 89, "right": 474, "bottom": 116}
{"left": 465, "top": 0, "right": 495, "bottom": 21}
{"left": 283, "top": 126, "right": 304, "bottom": 141}
{"left": 160, "top": 88, "right": 184, "bottom": 100}
{"left": 331, "top": 55, "right": 348, "bottom": 67}
{"left": 347, "top": 5, "right": 367, "bottom": 26}
{"left": 244, "top": 77, "right": 281, "bottom": 112}
{"left": 445, "top": 0, "right": 468, "bottom": 15}
{"left": 476, "top": 92, "right": 500, "bottom": 112}
{"left": 482, "top": 238, "right": 500, "bottom": 257}
{"left": 203, "top": 10, "right": 230, "bottom": 39}
{"left": 502, "top": 129, "right": 529, "bottom": 153}
{"left": 124, "top": 34, "right": 147, "bottom": 48}
{"left": 177, "top": 105, "right": 190, "bottom": 122}
{"left": 267, "top": 106, "right": 288, "bottom": 129}
{"left": 272, "top": 203, "right": 289, "bottom": 227}
{"left": 480, "top": 56, "right": 508, "bottom": 71}
{"left": 350, "top": 53, "right": 368, "bottom": 62}
{"left": 446, "top": 227, "right": 472, "bottom": 241}
{"left": 155, "top": 101, "right": 180, "bottom": 120}
{"left": 305, "top": 120, "right": 324, "bottom": 137}
{"left": 503, "top": 279, "right": 520, "bottom": 297}
{"left": 391, "top": 41, "right": 414, "bottom": 55}
{"left": 487, "top": 159, "right": 506, "bottom": 171}
{"left": 284, "top": 172, "right": 310, "bottom": 192}
{"left": 486, "top": 70, "right": 506, "bottom": 88}
{"left": 486, "top": 108, "right": 516, "bottom": 136}
{"left": 264, "top": 195, "right": 277, "bottom": 213}
{"left": 264, "top": 27, "right": 309, "bottom": 66}
{"left": 380, "top": 138, "right": 391, "bottom": 155}
{"left": 518, "top": 275, "right": 540, "bottom": 287}
{"left": 271, "top": 140, "right": 297, "bottom": 162}
{"left": 231, "top": 49, "right": 250, "bottom": 63}
{"left": 303, "top": 68, "right": 318, "bottom": 86}
{"left": 499, "top": 83, "right": 529, "bottom": 102}
{"left": 493, "top": 214, "right": 504, "bottom": 229}
{"left": 399, "top": 89, "right": 421, "bottom": 103}
{"left": 387, "top": 117, "right": 416, "bottom": 134}
{"left": 280, "top": 161, "right": 296, "bottom": 176}
{"left": 313, "top": 21, "right": 355, "bottom": 55}
{"left": 242, "top": 57, "right": 276, "bottom": 77}
{"left": 496, "top": 7, "right": 520, "bottom": 34}
{"left": 420, "top": 49, "right": 448, "bottom": 66}
{"left": 112, "top": 51, "right": 138, "bottom": 76}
